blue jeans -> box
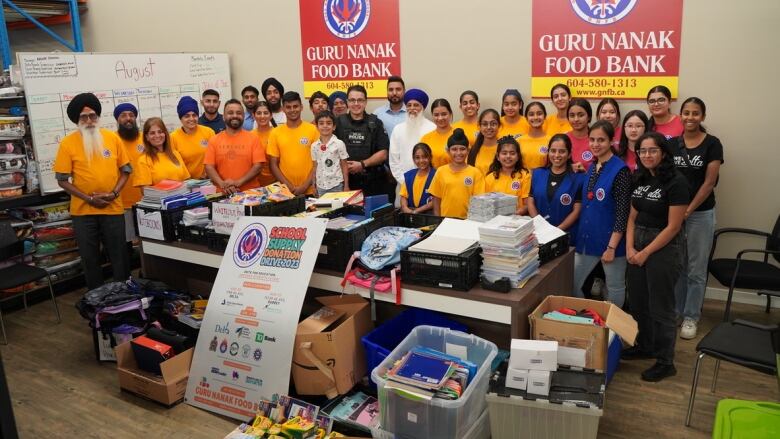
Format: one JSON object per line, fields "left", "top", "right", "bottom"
{"left": 675, "top": 209, "right": 716, "bottom": 321}
{"left": 572, "top": 253, "right": 627, "bottom": 308}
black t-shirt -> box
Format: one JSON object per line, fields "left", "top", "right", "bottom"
{"left": 671, "top": 134, "right": 724, "bottom": 211}
{"left": 631, "top": 171, "right": 690, "bottom": 228}
{"left": 546, "top": 169, "right": 582, "bottom": 202}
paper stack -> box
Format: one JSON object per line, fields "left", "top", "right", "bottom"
{"left": 137, "top": 179, "right": 189, "bottom": 209}
{"left": 407, "top": 217, "right": 480, "bottom": 256}
{"left": 468, "top": 192, "right": 518, "bottom": 222}
{"left": 478, "top": 215, "right": 540, "bottom": 288}
{"left": 181, "top": 206, "right": 210, "bottom": 226}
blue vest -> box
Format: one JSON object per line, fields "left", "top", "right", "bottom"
{"left": 576, "top": 155, "right": 627, "bottom": 257}
{"left": 403, "top": 168, "right": 436, "bottom": 208}
{"left": 531, "top": 168, "right": 583, "bottom": 242}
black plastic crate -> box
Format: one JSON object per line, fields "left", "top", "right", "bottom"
{"left": 206, "top": 230, "right": 230, "bottom": 253}
{"left": 133, "top": 201, "right": 209, "bottom": 242}
{"left": 395, "top": 212, "right": 444, "bottom": 229}
{"left": 176, "top": 223, "right": 211, "bottom": 246}
{"left": 316, "top": 204, "right": 395, "bottom": 272}
{"left": 539, "top": 233, "right": 570, "bottom": 265}
{"left": 400, "top": 245, "right": 482, "bottom": 291}
{"left": 209, "top": 195, "right": 305, "bottom": 219}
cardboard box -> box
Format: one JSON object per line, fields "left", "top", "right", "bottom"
{"left": 509, "top": 339, "right": 558, "bottom": 371}
{"left": 527, "top": 370, "right": 551, "bottom": 396}
{"left": 115, "top": 341, "right": 193, "bottom": 406}
{"left": 505, "top": 367, "right": 529, "bottom": 391}
{"left": 292, "top": 294, "right": 373, "bottom": 398}
{"left": 529, "top": 296, "right": 638, "bottom": 371}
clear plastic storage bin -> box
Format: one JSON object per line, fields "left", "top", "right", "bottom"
{"left": 370, "top": 325, "right": 498, "bottom": 439}
{"left": 486, "top": 393, "right": 603, "bottom": 439}
{"left": 371, "top": 408, "right": 490, "bottom": 439}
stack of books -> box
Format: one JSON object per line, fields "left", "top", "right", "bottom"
{"left": 384, "top": 346, "right": 476, "bottom": 401}
{"left": 479, "top": 215, "right": 540, "bottom": 288}
{"left": 137, "top": 180, "right": 189, "bottom": 209}
{"left": 468, "top": 192, "right": 518, "bottom": 222}
{"left": 312, "top": 190, "right": 363, "bottom": 207}
{"left": 181, "top": 206, "right": 210, "bottom": 226}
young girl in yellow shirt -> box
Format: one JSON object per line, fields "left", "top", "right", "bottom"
{"left": 498, "top": 89, "right": 530, "bottom": 140}
{"left": 420, "top": 99, "right": 455, "bottom": 168}
{"left": 134, "top": 117, "right": 191, "bottom": 187}
{"left": 467, "top": 109, "right": 501, "bottom": 176}
{"left": 485, "top": 136, "right": 531, "bottom": 215}
{"left": 521, "top": 101, "right": 551, "bottom": 170}
{"left": 428, "top": 128, "right": 485, "bottom": 218}
{"left": 543, "top": 83, "right": 573, "bottom": 135}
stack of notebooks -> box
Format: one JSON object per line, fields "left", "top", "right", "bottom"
{"left": 384, "top": 346, "right": 477, "bottom": 401}
{"left": 479, "top": 215, "right": 540, "bottom": 288}
{"left": 312, "top": 190, "right": 363, "bottom": 207}
{"left": 406, "top": 217, "right": 480, "bottom": 256}
{"left": 468, "top": 192, "right": 518, "bottom": 222}
{"left": 221, "top": 182, "right": 295, "bottom": 206}
{"left": 137, "top": 180, "right": 189, "bottom": 209}
{"left": 181, "top": 206, "right": 210, "bottom": 226}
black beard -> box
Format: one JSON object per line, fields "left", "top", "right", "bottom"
{"left": 227, "top": 118, "right": 243, "bottom": 129}
{"left": 268, "top": 101, "right": 281, "bottom": 113}
{"left": 388, "top": 96, "right": 402, "bottom": 105}
{"left": 117, "top": 124, "right": 139, "bottom": 141}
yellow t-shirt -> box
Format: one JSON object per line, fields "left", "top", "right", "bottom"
{"left": 252, "top": 127, "right": 276, "bottom": 187}
{"left": 473, "top": 144, "right": 497, "bottom": 176}
{"left": 266, "top": 121, "right": 320, "bottom": 194}
{"left": 452, "top": 120, "right": 480, "bottom": 148}
{"left": 498, "top": 116, "right": 530, "bottom": 139}
{"left": 428, "top": 165, "right": 485, "bottom": 219}
{"left": 484, "top": 170, "right": 532, "bottom": 209}
{"left": 118, "top": 134, "right": 144, "bottom": 209}
{"left": 170, "top": 125, "right": 215, "bottom": 179}
{"left": 543, "top": 114, "right": 572, "bottom": 135}
{"left": 133, "top": 149, "right": 191, "bottom": 187}
{"left": 520, "top": 135, "right": 551, "bottom": 170}
{"left": 399, "top": 170, "right": 432, "bottom": 207}
{"left": 420, "top": 128, "right": 454, "bottom": 169}
{"left": 53, "top": 128, "right": 130, "bottom": 216}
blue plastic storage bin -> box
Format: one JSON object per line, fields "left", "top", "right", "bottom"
{"left": 361, "top": 308, "right": 468, "bottom": 387}
{"left": 606, "top": 331, "right": 621, "bottom": 385}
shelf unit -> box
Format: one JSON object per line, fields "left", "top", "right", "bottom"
{"left": 0, "top": 0, "right": 86, "bottom": 69}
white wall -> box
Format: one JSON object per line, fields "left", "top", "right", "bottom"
{"left": 8, "top": 0, "right": 780, "bottom": 260}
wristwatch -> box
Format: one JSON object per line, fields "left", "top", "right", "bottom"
{"left": 112, "top": 190, "right": 119, "bottom": 199}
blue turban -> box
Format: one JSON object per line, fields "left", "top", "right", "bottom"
{"left": 176, "top": 96, "right": 199, "bottom": 119}
{"left": 403, "top": 89, "right": 429, "bottom": 109}
{"left": 113, "top": 102, "right": 138, "bottom": 120}
{"left": 328, "top": 91, "right": 347, "bottom": 110}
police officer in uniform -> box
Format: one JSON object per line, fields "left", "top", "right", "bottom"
{"left": 334, "top": 85, "right": 393, "bottom": 199}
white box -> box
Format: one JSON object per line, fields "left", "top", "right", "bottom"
{"left": 510, "top": 339, "right": 558, "bottom": 371}
{"left": 505, "top": 367, "right": 529, "bottom": 391}
{"left": 557, "top": 346, "right": 587, "bottom": 368}
{"left": 527, "top": 370, "right": 551, "bottom": 396}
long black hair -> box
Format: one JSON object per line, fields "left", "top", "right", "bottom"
{"left": 546, "top": 133, "right": 574, "bottom": 169}
{"left": 616, "top": 110, "right": 649, "bottom": 159}
{"left": 467, "top": 108, "right": 500, "bottom": 166}
{"left": 488, "top": 135, "right": 527, "bottom": 179}
{"left": 633, "top": 132, "right": 677, "bottom": 184}
{"left": 680, "top": 97, "right": 708, "bottom": 133}
{"left": 646, "top": 85, "right": 672, "bottom": 131}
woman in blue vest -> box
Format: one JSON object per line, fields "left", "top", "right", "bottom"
{"left": 399, "top": 143, "right": 436, "bottom": 214}
{"left": 572, "top": 120, "right": 632, "bottom": 307}
{"left": 527, "top": 134, "right": 583, "bottom": 240}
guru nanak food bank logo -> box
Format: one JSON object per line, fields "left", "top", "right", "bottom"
{"left": 570, "top": 0, "right": 637, "bottom": 25}
{"left": 233, "top": 223, "right": 268, "bottom": 268}
{"left": 324, "top": 0, "right": 371, "bottom": 39}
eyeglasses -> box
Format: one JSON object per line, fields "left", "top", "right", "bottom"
{"left": 480, "top": 121, "right": 499, "bottom": 128}
{"left": 347, "top": 98, "right": 366, "bottom": 104}
{"left": 647, "top": 97, "right": 668, "bottom": 105}
{"left": 79, "top": 113, "right": 99, "bottom": 122}
{"left": 638, "top": 147, "right": 662, "bottom": 155}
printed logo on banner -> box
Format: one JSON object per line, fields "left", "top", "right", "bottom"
{"left": 253, "top": 348, "right": 263, "bottom": 362}
{"left": 219, "top": 338, "right": 228, "bottom": 353}
{"left": 596, "top": 188, "right": 606, "bottom": 201}
{"left": 323, "top": 0, "right": 371, "bottom": 39}
{"left": 511, "top": 181, "right": 521, "bottom": 191}
{"left": 560, "top": 193, "right": 573, "bottom": 206}
{"left": 229, "top": 342, "right": 240, "bottom": 356}
{"left": 233, "top": 223, "right": 269, "bottom": 268}
{"left": 232, "top": 370, "right": 239, "bottom": 381}
{"left": 570, "top": 0, "right": 638, "bottom": 25}
{"left": 246, "top": 376, "right": 263, "bottom": 387}
{"left": 211, "top": 367, "right": 227, "bottom": 377}
{"left": 242, "top": 344, "right": 252, "bottom": 359}
{"left": 209, "top": 336, "right": 218, "bottom": 352}
{"left": 235, "top": 327, "right": 251, "bottom": 339}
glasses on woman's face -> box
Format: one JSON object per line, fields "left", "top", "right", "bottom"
{"left": 480, "top": 121, "right": 499, "bottom": 128}
{"left": 79, "top": 112, "right": 98, "bottom": 122}
{"left": 638, "top": 147, "right": 662, "bottom": 156}
{"left": 647, "top": 97, "right": 668, "bottom": 106}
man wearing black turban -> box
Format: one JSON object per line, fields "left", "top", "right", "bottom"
{"left": 53, "top": 92, "right": 132, "bottom": 290}
{"left": 261, "top": 77, "right": 286, "bottom": 126}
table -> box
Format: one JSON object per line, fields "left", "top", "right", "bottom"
{"left": 140, "top": 239, "right": 574, "bottom": 342}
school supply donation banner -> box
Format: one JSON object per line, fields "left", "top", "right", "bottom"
{"left": 185, "top": 217, "right": 327, "bottom": 420}
{"left": 299, "top": 0, "right": 401, "bottom": 98}
{"left": 531, "top": 0, "right": 683, "bottom": 99}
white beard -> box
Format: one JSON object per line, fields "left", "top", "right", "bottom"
{"left": 402, "top": 113, "right": 431, "bottom": 140}
{"left": 78, "top": 124, "right": 104, "bottom": 164}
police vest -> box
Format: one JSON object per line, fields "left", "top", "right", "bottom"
{"left": 531, "top": 167, "right": 582, "bottom": 242}
{"left": 337, "top": 113, "right": 379, "bottom": 162}
{"left": 576, "top": 155, "right": 627, "bottom": 257}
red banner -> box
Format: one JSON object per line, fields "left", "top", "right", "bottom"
{"left": 299, "top": 0, "right": 401, "bottom": 99}
{"left": 531, "top": 0, "right": 683, "bottom": 99}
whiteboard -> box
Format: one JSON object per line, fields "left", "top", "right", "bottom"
{"left": 17, "top": 52, "right": 232, "bottom": 194}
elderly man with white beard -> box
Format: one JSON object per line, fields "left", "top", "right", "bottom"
{"left": 54, "top": 92, "right": 132, "bottom": 290}
{"left": 388, "top": 89, "right": 435, "bottom": 189}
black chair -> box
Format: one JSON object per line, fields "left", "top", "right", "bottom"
{"left": 0, "top": 238, "right": 62, "bottom": 345}
{"left": 707, "top": 214, "right": 780, "bottom": 318}
{"left": 685, "top": 319, "right": 780, "bottom": 426}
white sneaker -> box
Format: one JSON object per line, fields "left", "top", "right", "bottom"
{"left": 680, "top": 318, "right": 698, "bottom": 339}
{"left": 590, "top": 278, "right": 605, "bottom": 298}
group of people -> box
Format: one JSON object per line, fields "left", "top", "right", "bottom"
{"left": 54, "top": 76, "right": 723, "bottom": 384}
